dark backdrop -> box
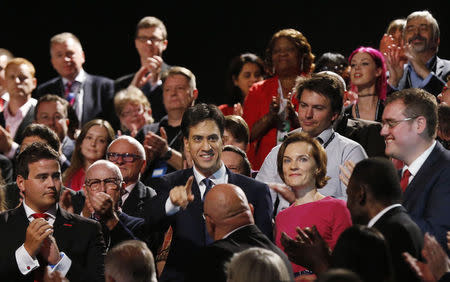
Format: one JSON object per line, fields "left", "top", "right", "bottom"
{"left": 3, "top": 1, "right": 448, "bottom": 105}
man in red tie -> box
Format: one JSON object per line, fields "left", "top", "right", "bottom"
{"left": 0, "top": 142, "right": 106, "bottom": 281}
{"left": 380, "top": 88, "right": 450, "bottom": 255}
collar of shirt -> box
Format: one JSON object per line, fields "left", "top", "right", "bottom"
{"left": 149, "top": 79, "right": 162, "bottom": 92}
{"left": 367, "top": 203, "right": 402, "bottom": 227}
{"left": 121, "top": 182, "right": 137, "bottom": 203}
{"left": 222, "top": 223, "right": 253, "bottom": 239}
{"left": 402, "top": 140, "right": 436, "bottom": 180}
{"left": 62, "top": 69, "right": 86, "bottom": 86}
{"left": 192, "top": 163, "right": 228, "bottom": 197}
{"left": 407, "top": 56, "right": 436, "bottom": 87}
{"left": 316, "top": 126, "right": 334, "bottom": 144}
{"left": 23, "top": 200, "right": 57, "bottom": 225}
{"left": 4, "top": 98, "right": 37, "bottom": 137}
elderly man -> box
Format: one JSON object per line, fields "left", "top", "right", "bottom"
{"left": 106, "top": 135, "right": 157, "bottom": 218}
{"left": 186, "top": 184, "right": 293, "bottom": 282}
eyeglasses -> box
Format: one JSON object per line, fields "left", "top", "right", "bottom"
{"left": 135, "top": 36, "right": 164, "bottom": 44}
{"left": 381, "top": 117, "right": 417, "bottom": 129}
{"left": 107, "top": 152, "right": 143, "bottom": 163}
{"left": 85, "top": 178, "right": 122, "bottom": 192}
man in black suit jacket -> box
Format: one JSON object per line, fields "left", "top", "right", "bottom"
{"left": 114, "top": 16, "right": 171, "bottom": 122}
{"left": 385, "top": 10, "right": 450, "bottom": 97}
{"left": 0, "top": 58, "right": 37, "bottom": 159}
{"left": 187, "top": 184, "right": 293, "bottom": 282}
{"left": 0, "top": 143, "right": 105, "bottom": 281}
{"left": 144, "top": 103, "right": 273, "bottom": 281}
{"left": 380, "top": 88, "right": 450, "bottom": 254}
{"left": 34, "top": 32, "right": 118, "bottom": 130}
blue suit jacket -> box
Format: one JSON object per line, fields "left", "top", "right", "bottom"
{"left": 34, "top": 73, "right": 119, "bottom": 129}
{"left": 145, "top": 167, "right": 273, "bottom": 282}
{"left": 402, "top": 142, "right": 450, "bottom": 254}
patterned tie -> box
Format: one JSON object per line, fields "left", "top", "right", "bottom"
{"left": 202, "top": 178, "right": 214, "bottom": 201}
{"left": 65, "top": 81, "right": 75, "bottom": 105}
{"left": 400, "top": 169, "right": 411, "bottom": 192}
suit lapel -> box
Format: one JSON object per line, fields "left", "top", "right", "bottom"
{"left": 14, "top": 104, "right": 35, "bottom": 143}
{"left": 53, "top": 208, "right": 76, "bottom": 250}
{"left": 81, "top": 74, "right": 94, "bottom": 125}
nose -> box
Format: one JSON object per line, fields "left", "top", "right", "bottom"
{"left": 201, "top": 139, "right": 212, "bottom": 150}
{"left": 305, "top": 107, "right": 313, "bottom": 118}
{"left": 380, "top": 123, "right": 389, "bottom": 136}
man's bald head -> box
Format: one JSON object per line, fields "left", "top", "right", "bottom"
{"left": 204, "top": 184, "right": 254, "bottom": 240}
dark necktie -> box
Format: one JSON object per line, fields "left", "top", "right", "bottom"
{"left": 65, "top": 81, "right": 75, "bottom": 105}
{"left": 400, "top": 169, "right": 411, "bottom": 192}
{"left": 202, "top": 178, "right": 214, "bottom": 245}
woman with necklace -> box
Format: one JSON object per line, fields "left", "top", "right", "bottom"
{"left": 243, "top": 29, "right": 314, "bottom": 170}
{"left": 344, "top": 47, "right": 387, "bottom": 122}
{"left": 274, "top": 132, "right": 352, "bottom": 279}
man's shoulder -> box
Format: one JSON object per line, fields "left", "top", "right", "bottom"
{"left": 37, "top": 77, "right": 61, "bottom": 88}
{"left": 333, "top": 131, "right": 365, "bottom": 148}
{"left": 136, "top": 181, "right": 157, "bottom": 197}
{"left": 230, "top": 171, "right": 267, "bottom": 188}
{"left": 114, "top": 73, "right": 135, "bottom": 91}
{"left": 85, "top": 73, "right": 114, "bottom": 85}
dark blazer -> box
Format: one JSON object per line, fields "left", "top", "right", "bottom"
{"left": 387, "top": 56, "right": 450, "bottom": 97}
{"left": 402, "top": 141, "right": 450, "bottom": 255}
{"left": 0, "top": 205, "right": 106, "bottom": 282}
{"left": 114, "top": 62, "right": 171, "bottom": 122}
{"left": 187, "top": 224, "right": 294, "bottom": 282}
{"left": 34, "top": 73, "right": 119, "bottom": 129}
{"left": 373, "top": 206, "right": 423, "bottom": 282}
{"left": 0, "top": 104, "right": 35, "bottom": 145}
{"left": 121, "top": 180, "right": 157, "bottom": 219}
{"left": 145, "top": 167, "right": 273, "bottom": 282}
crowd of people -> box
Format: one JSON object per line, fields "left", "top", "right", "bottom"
{"left": 0, "top": 9, "right": 450, "bottom": 282}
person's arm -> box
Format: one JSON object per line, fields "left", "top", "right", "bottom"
{"left": 249, "top": 96, "right": 280, "bottom": 142}
{"left": 339, "top": 143, "right": 368, "bottom": 198}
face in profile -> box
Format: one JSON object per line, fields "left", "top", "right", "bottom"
{"left": 233, "top": 62, "right": 263, "bottom": 97}
{"left": 81, "top": 125, "right": 109, "bottom": 165}
{"left": 184, "top": 119, "right": 223, "bottom": 177}
{"left": 282, "top": 141, "right": 317, "bottom": 189}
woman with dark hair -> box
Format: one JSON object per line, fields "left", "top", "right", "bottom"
{"left": 243, "top": 29, "right": 313, "bottom": 170}
{"left": 345, "top": 47, "right": 387, "bottom": 122}
{"left": 219, "top": 53, "right": 265, "bottom": 116}
{"left": 331, "top": 225, "right": 395, "bottom": 282}
{"left": 274, "top": 132, "right": 352, "bottom": 278}
{"left": 63, "top": 119, "right": 115, "bottom": 191}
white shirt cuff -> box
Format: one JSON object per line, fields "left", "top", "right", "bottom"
{"left": 50, "top": 251, "right": 72, "bottom": 277}
{"left": 15, "top": 244, "right": 39, "bottom": 275}
{"left": 165, "top": 197, "right": 180, "bottom": 215}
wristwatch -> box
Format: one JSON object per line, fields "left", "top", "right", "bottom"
{"left": 162, "top": 147, "right": 173, "bottom": 161}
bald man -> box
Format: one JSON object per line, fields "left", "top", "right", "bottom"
{"left": 186, "top": 184, "right": 294, "bottom": 282}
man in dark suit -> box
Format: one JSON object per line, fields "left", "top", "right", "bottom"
{"left": 106, "top": 135, "right": 157, "bottom": 218}
{"left": 187, "top": 183, "right": 293, "bottom": 282}
{"left": 385, "top": 10, "right": 450, "bottom": 97}
{"left": 144, "top": 103, "right": 273, "bottom": 281}
{"left": 380, "top": 88, "right": 450, "bottom": 254}
{"left": 0, "top": 143, "right": 105, "bottom": 281}
{"left": 114, "top": 16, "right": 171, "bottom": 122}
{"left": 34, "top": 32, "right": 118, "bottom": 129}
{"left": 346, "top": 157, "right": 423, "bottom": 282}
{"left": 0, "top": 58, "right": 37, "bottom": 159}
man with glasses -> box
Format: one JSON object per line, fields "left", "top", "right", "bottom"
{"left": 106, "top": 135, "right": 156, "bottom": 218}
{"left": 115, "top": 16, "right": 171, "bottom": 122}
{"left": 385, "top": 10, "right": 450, "bottom": 96}
{"left": 380, "top": 88, "right": 450, "bottom": 254}
{"left": 82, "top": 159, "right": 150, "bottom": 250}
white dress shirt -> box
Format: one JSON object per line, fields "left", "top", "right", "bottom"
{"left": 63, "top": 69, "right": 86, "bottom": 123}
{"left": 401, "top": 141, "right": 436, "bottom": 185}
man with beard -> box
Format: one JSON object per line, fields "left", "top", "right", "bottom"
{"left": 385, "top": 10, "right": 450, "bottom": 97}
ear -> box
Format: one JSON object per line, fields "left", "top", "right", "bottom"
{"left": 232, "top": 75, "right": 239, "bottom": 86}
{"left": 358, "top": 185, "right": 367, "bottom": 206}
{"left": 16, "top": 175, "right": 26, "bottom": 195}
{"left": 331, "top": 111, "right": 339, "bottom": 123}
{"left": 415, "top": 116, "right": 427, "bottom": 135}
{"left": 81, "top": 51, "right": 86, "bottom": 65}
{"left": 31, "top": 77, "right": 37, "bottom": 90}
{"left": 140, "top": 159, "right": 147, "bottom": 174}
{"left": 249, "top": 203, "right": 254, "bottom": 216}
{"left": 375, "top": 67, "right": 383, "bottom": 78}
{"left": 183, "top": 137, "right": 190, "bottom": 154}
{"left": 191, "top": 89, "right": 198, "bottom": 104}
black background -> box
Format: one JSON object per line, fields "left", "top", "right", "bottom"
{"left": 3, "top": 1, "right": 448, "bottom": 105}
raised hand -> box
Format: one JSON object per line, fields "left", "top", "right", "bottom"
{"left": 0, "top": 125, "right": 13, "bottom": 153}
{"left": 169, "top": 176, "right": 195, "bottom": 209}
{"left": 339, "top": 160, "right": 355, "bottom": 187}
{"left": 143, "top": 130, "right": 169, "bottom": 161}
{"left": 269, "top": 183, "right": 295, "bottom": 204}
{"left": 40, "top": 234, "right": 61, "bottom": 265}
{"left": 24, "top": 218, "right": 54, "bottom": 258}
{"left": 58, "top": 189, "right": 73, "bottom": 214}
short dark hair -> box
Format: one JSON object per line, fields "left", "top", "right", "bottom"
{"left": 223, "top": 145, "right": 252, "bottom": 177}
{"left": 386, "top": 88, "right": 438, "bottom": 139}
{"left": 35, "top": 94, "right": 69, "bottom": 120}
{"left": 349, "top": 157, "right": 402, "bottom": 206}
{"left": 22, "top": 124, "right": 60, "bottom": 152}
{"left": 224, "top": 115, "right": 249, "bottom": 145}
{"left": 181, "top": 103, "right": 225, "bottom": 138}
{"left": 295, "top": 73, "right": 344, "bottom": 115}
{"left": 16, "top": 142, "right": 59, "bottom": 179}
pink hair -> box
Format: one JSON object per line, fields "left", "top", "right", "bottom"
{"left": 349, "top": 46, "right": 387, "bottom": 101}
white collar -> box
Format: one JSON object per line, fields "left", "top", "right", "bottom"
{"left": 192, "top": 162, "right": 227, "bottom": 186}
{"left": 402, "top": 141, "right": 436, "bottom": 177}
{"left": 62, "top": 69, "right": 86, "bottom": 85}
{"left": 367, "top": 204, "right": 402, "bottom": 227}
{"left": 23, "top": 200, "right": 57, "bottom": 221}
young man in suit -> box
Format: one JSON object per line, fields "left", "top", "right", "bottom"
{"left": 0, "top": 143, "right": 105, "bottom": 281}
{"left": 34, "top": 32, "right": 118, "bottom": 129}
{"left": 0, "top": 58, "right": 37, "bottom": 159}
{"left": 144, "top": 103, "right": 273, "bottom": 282}
{"left": 187, "top": 183, "right": 293, "bottom": 282}
{"left": 114, "top": 16, "right": 171, "bottom": 122}
{"left": 380, "top": 88, "right": 450, "bottom": 254}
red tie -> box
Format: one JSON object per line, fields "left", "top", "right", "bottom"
{"left": 400, "top": 169, "right": 411, "bottom": 192}
{"left": 32, "top": 213, "right": 49, "bottom": 220}
{"left": 65, "top": 81, "right": 75, "bottom": 105}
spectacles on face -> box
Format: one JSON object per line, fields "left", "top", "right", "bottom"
{"left": 381, "top": 117, "right": 417, "bottom": 129}
{"left": 85, "top": 178, "right": 122, "bottom": 192}
{"left": 107, "top": 152, "right": 143, "bottom": 163}
{"left": 135, "top": 36, "right": 164, "bottom": 44}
